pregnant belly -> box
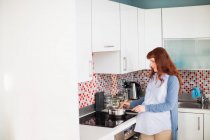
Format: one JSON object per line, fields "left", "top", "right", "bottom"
{"left": 135, "top": 112, "right": 171, "bottom": 135}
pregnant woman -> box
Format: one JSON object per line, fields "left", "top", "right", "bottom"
{"left": 121, "top": 47, "right": 182, "bottom": 140}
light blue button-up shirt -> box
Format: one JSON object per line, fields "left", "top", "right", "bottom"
{"left": 131, "top": 75, "right": 179, "bottom": 140}
{"left": 135, "top": 74, "right": 171, "bottom": 135}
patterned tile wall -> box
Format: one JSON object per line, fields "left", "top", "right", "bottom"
{"left": 180, "top": 70, "right": 210, "bottom": 94}
{"left": 78, "top": 73, "right": 134, "bottom": 108}
{"left": 78, "top": 70, "right": 210, "bottom": 108}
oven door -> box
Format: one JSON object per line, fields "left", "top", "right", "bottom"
{"left": 114, "top": 124, "right": 140, "bottom": 140}
{"left": 114, "top": 131, "right": 124, "bottom": 140}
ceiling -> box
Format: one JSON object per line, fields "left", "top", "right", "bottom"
{"left": 112, "top": 0, "right": 210, "bottom": 9}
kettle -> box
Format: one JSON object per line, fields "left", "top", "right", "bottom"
{"left": 130, "top": 82, "right": 138, "bottom": 99}
{"left": 123, "top": 81, "right": 143, "bottom": 100}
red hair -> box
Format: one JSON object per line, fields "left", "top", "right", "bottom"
{"left": 147, "top": 47, "right": 182, "bottom": 89}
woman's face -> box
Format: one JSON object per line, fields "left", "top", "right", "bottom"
{"left": 149, "top": 58, "right": 157, "bottom": 72}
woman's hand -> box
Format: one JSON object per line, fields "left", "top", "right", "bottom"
{"left": 119, "top": 101, "right": 130, "bottom": 109}
{"left": 132, "top": 105, "right": 146, "bottom": 113}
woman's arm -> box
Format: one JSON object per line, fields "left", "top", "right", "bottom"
{"left": 130, "top": 97, "right": 145, "bottom": 108}
{"left": 145, "top": 75, "right": 179, "bottom": 112}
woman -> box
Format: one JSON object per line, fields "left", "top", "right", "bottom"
{"left": 121, "top": 47, "right": 182, "bottom": 140}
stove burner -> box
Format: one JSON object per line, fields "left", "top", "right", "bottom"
{"left": 79, "top": 111, "right": 136, "bottom": 128}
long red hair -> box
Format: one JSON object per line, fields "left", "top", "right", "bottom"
{"left": 147, "top": 47, "right": 182, "bottom": 89}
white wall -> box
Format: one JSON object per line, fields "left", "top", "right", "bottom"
{"left": 0, "top": 0, "right": 80, "bottom": 140}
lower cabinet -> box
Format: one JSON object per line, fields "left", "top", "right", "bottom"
{"left": 178, "top": 112, "right": 210, "bottom": 140}
{"left": 178, "top": 112, "right": 203, "bottom": 140}
{"left": 204, "top": 114, "right": 210, "bottom": 140}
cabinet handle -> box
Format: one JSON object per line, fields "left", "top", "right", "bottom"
{"left": 89, "top": 60, "right": 92, "bottom": 78}
{"left": 104, "top": 45, "right": 114, "bottom": 48}
{"left": 123, "top": 57, "right": 127, "bottom": 71}
{"left": 198, "top": 117, "right": 200, "bottom": 131}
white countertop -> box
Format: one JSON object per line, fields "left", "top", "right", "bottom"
{"left": 80, "top": 106, "right": 210, "bottom": 140}
{"left": 178, "top": 107, "right": 210, "bottom": 114}
{"left": 80, "top": 115, "right": 137, "bottom": 140}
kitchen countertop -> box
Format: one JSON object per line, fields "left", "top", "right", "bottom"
{"left": 80, "top": 104, "right": 210, "bottom": 140}
{"left": 80, "top": 114, "right": 137, "bottom": 140}
{"left": 178, "top": 103, "right": 210, "bottom": 114}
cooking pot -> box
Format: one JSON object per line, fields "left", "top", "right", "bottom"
{"left": 108, "top": 97, "right": 126, "bottom": 116}
{"left": 108, "top": 107, "right": 126, "bottom": 116}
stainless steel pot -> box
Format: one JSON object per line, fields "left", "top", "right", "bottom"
{"left": 107, "top": 96, "right": 127, "bottom": 116}
{"left": 108, "top": 108, "right": 125, "bottom": 116}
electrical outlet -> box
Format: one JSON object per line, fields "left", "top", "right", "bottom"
{"left": 119, "top": 79, "right": 126, "bottom": 86}
{"left": 205, "top": 94, "right": 210, "bottom": 99}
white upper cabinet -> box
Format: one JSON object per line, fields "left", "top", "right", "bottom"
{"left": 144, "top": 8, "right": 162, "bottom": 69}
{"left": 193, "top": 5, "right": 210, "bottom": 38}
{"left": 162, "top": 5, "right": 210, "bottom": 38}
{"left": 120, "top": 4, "right": 139, "bottom": 73}
{"left": 138, "top": 8, "right": 145, "bottom": 70}
{"left": 76, "top": 0, "right": 93, "bottom": 82}
{"left": 93, "top": 4, "right": 139, "bottom": 74}
{"left": 162, "top": 7, "right": 194, "bottom": 38}
{"left": 92, "top": 0, "right": 120, "bottom": 52}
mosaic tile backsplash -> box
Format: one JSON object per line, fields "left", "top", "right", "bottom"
{"left": 78, "top": 70, "right": 210, "bottom": 108}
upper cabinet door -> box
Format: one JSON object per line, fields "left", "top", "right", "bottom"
{"left": 138, "top": 8, "right": 145, "bottom": 70}
{"left": 162, "top": 7, "right": 194, "bottom": 38}
{"left": 120, "top": 4, "right": 139, "bottom": 73}
{"left": 76, "top": 0, "right": 93, "bottom": 82}
{"left": 92, "top": 0, "right": 120, "bottom": 52}
{"left": 193, "top": 5, "right": 210, "bottom": 38}
{"left": 163, "top": 5, "right": 210, "bottom": 38}
{"left": 144, "top": 9, "right": 162, "bottom": 69}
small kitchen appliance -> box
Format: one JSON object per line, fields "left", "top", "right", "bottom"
{"left": 95, "top": 92, "right": 105, "bottom": 111}
{"left": 123, "top": 81, "right": 143, "bottom": 100}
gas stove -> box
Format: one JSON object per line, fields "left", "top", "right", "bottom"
{"left": 79, "top": 111, "right": 136, "bottom": 128}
